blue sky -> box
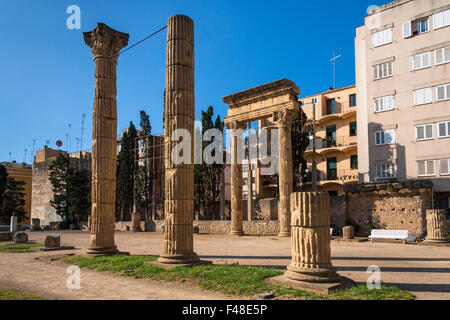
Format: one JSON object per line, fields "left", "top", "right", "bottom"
{"left": 0, "top": 0, "right": 388, "bottom": 163}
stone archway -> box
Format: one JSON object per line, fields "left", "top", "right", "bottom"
{"left": 223, "top": 79, "right": 300, "bottom": 237}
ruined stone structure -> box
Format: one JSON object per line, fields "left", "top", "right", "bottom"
{"left": 84, "top": 23, "right": 129, "bottom": 255}
{"left": 342, "top": 226, "right": 355, "bottom": 239}
{"left": 425, "top": 209, "right": 448, "bottom": 243}
{"left": 286, "top": 192, "right": 340, "bottom": 283}
{"left": 223, "top": 79, "right": 299, "bottom": 237}
{"left": 31, "top": 147, "right": 91, "bottom": 226}
{"left": 344, "top": 181, "right": 433, "bottom": 237}
{"left": 158, "top": 15, "right": 201, "bottom": 265}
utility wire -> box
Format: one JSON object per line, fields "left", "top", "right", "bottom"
{"left": 120, "top": 26, "right": 167, "bottom": 55}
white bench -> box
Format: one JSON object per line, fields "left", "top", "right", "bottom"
{"left": 369, "top": 229, "right": 409, "bottom": 244}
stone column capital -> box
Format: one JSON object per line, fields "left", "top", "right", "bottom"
{"left": 84, "top": 23, "right": 129, "bottom": 60}
{"left": 225, "top": 120, "right": 247, "bottom": 132}
{"left": 272, "top": 109, "right": 296, "bottom": 128}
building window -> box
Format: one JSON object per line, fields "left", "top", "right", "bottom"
{"left": 434, "top": 46, "right": 450, "bottom": 65}
{"left": 440, "top": 158, "right": 450, "bottom": 176}
{"left": 374, "top": 95, "right": 395, "bottom": 113}
{"left": 326, "top": 99, "right": 336, "bottom": 115}
{"left": 436, "top": 83, "right": 450, "bottom": 101}
{"left": 375, "top": 129, "right": 396, "bottom": 146}
{"left": 412, "top": 52, "right": 431, "bottom": 70}
{"left": 403, "top": 18, "right": 430, "bottom": 38}
{"left": 418, "top": 160, "right": 435, "bottom": 177}
{"left": 327, "top": 157, "right": 337, "bottom": 180}
{"left": 415, "top": 124, "right": 434, "bottom": 141}
{"left": 376, "top": 164, "right": 396, "bottom": 179}
{"left": 350, "top": 94, "right": 357, "bottom": 107}
{"left": 372, "top": 28, "right": 393, "bottom": 48}
{"left": 438, "top": 121, "right": 450, "bottom": 138}
{"left": 373, "top": 61, "right": 393, "bottom": 80}
{"left": 433, "top": 9, "right": 450, "bottom": 30}
{"left": 413, "top": 87, "right": 433, "bottom": 105}
{"left": 351, "top": 155, "right": 358, "bottom": 170}
{"left": 350, "top": 122, "right": 357, "bottom": 136}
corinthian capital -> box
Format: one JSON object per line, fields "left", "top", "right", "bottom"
{"left": 84, "top": 23, "right": 129, "bottom": 59}
{"left": 272, "top": 109, "right": 295, "bottom": 128}
{"left": 225, "top": 120, "right": 247, "bottom": 131}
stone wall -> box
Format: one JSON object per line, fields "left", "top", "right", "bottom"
{"left": 330, "top": 196, "right": 346, "bottom": 232}
{"left": 344, "top": 180, "right": 433, "bottom": 237}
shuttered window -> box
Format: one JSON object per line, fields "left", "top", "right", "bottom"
{"left": 435, "top": 46, "right": 450, "bottom": 65}
{"left": 418, "top": 160, "right": 435, "bottom": 177}
{"left": 413, "top": 87, "right": 433, "bottom": 105}
{"left": 376, "top": 164, "right": 396, "bottom": 179}
{"left": 373, "top": 61, "right": 393, "bottom": 80}
{"left": 374, "top": 95, "right": 395, "bottom": 113}
{"left": 433, "top": 9, "right": 450, "bottom": 30}
{"left": 438, "top": 121, "right": 450, "bottom": 138}
{"left": 372, "top": 28, "right": 393, "bottom": 48}
{"left": 375, "top": 129, "right": 396, "bottom": 146}
{"left": 412, "top": 52, "right": 431, "bottom": 70}
{"left": 415, "top": 124, "right": 434, "bottom": 141}
{"left": 436, "top": 83, "right": 450, "bottom": 101}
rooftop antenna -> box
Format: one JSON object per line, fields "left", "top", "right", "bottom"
{"left": 75, "top": 137, "right": 80, "bottom": 155}
{"left": 31, "top": 139, "right": 36, "bottom": 164}
{"left": 9, "top": 152, "right": 11, "bottom": 162}
{"left": 68, "top": 123, "right": 72, "bottom": 154}
{"left": 45, "top": 139, "right": 50, "bottom": 146}
{"left": 23, "top": 149, "right": 27, "bottom": 164}
{"left": 65, "top": 134, "right": 69, "bottom": 153}
{"left": 329, "top": 48, "right": 342, "bottom": 90}
{"left": 80, "top": 113, "right": 86, "bottom": 154}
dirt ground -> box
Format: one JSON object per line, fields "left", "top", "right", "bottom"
{"left": 1, "top": 231, "right": 449, "bottom": 300}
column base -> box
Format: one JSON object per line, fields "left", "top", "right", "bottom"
{"left": 157, "top": 253, "right": 210, "bottom": 267}
{"left": 278, "top": 231, "right": 291, "bottom": 237}
{"left": 86, "top": 245, "right": 128, "bottom": 257}
{"left": 285, "top": 264, "right": 341, "bottom": 283}
{"left": 229, "top": 230, "right": 244, "bottom": 236}
{"left": 424, "top": 238, "right": 449, "bottom": 243}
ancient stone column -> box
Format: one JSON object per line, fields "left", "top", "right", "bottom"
{"left": 425, "top": 209, "right": 448, "bottom": 243}
{"left": 10, "top": 214, "right": 17, "bottom": 233}
{"left": 158, "top": 15, "right": 200, "bottom": 265}
{"left": 273, "top": 110, "right": 295, "bottom": 237}
{"left": 228, "top": 121, "right": 246, "bottom": 236}
{"left": 247, "top": 158, "right": 253, "bottom": 222}
{"left": 131, "top": 204, "right": 141, "bottom": 232}
{"left": 84, "top": 23, "right": 129, "bottom": 255}
{"left": 286, "top": 192, "right": 341, "bottom": 283}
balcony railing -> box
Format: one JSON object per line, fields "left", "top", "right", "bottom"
{"left": 305, "top": 169, "right": 358, "bottom": 183}
{"left": 306, "top": 135, "right": 357, "bottom": 151}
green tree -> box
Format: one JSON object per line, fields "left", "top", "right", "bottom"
{"left": 134, "top": 111, "right": 152, "bottom": 220}
{"left": 291, "top": 98, "right": 310, "bottom": 191}
{"left": 116, "top": 121, "right": 137, "bottom": 221}
{"left": 48, "top": 153, "right": 90, "bottom": 227}
{"left": 0, "top": 165, "right": 27, "bottom": 223}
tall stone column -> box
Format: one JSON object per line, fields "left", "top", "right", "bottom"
{"left": 227, "top": 121, "right": 246, "bottom": 236}
{"left": 247, "top": 158, "right": 253, "bottom": 221}
{"left": 84, "top": 23, "right": 129, "bottom": 255}
{"left": 158, "top": 15, "right": 200, "bottom": 265}
{"left": 286, "top": 192, "right": 340, "bottom": 283}
{"left": 273, "top": 110, "right": 295, "bottom": 237}
{"left": 425, "top": 209, "right": 448, "bottom": 243}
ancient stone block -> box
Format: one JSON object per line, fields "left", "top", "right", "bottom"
{"left": 425, "top": 209, "right": 448, "bottom": 243}
{"left": 31, "top": 218, "right": 40, "bottom": 231}
{"left": 45, "top": 235, "right": 60, "bottom": 248}
{"left": 342, "top": 226, "right": 355, "bottom": 239}
{"left": 13, "top": 232, "right": 28, "bottom": 244}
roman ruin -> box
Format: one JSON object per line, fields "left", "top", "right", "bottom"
{"left": 84, "top": 23, "right": 129, "bottom": 255}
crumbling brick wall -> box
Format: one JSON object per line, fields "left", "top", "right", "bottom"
{"left": 344, "top": 180, "right": 433, "bottom": 237}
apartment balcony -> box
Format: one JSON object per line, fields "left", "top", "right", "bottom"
{"left": 304, "top": 169, "right": 358, "bottom": 186}
{"left": 305, "top": 135, "right": 358, "bottom": 156}
{"left": 319, "top": 102, "right": 356, "bottom": 124}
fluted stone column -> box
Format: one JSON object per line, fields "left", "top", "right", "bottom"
{"left": 425, "top": 209, "right": 448, "bottom": 243}
{"left": 84, "top": 23, "right": 129, "bottom": 255}
{"left": 158, "top": 15, "right": 200, "bottom": 265}
{"left": 273, "top": 110, "right": 295, "bottom": 237}
{"left": 228, "top": 121, "right": 246, "bottom": 236}
{"left": 286, "top": 192, "right": 340, "bottom": 283}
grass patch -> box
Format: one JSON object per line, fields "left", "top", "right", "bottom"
{"left": 65, "top": 255, "right": 414, "bottom": 300}
{"left": 0, "top": 242, "right": 43, "bottom": 253}
{"left": 0, "top": 288, "right": 44, "bottom": 300}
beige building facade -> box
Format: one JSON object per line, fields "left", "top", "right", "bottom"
{"left": 300, "top": 85, "right": 359, "bottom": 195}
{"left": 356, "top": 0, "right": 450, "bottom": 210}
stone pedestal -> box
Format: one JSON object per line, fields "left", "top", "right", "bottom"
{"left": 425, "top": 209, "right": 448, "bottom": 243}
{"left": 158, "top": 15, "right": 207, "bottom": 266}
{"left": 31, "top": 218, "right": 40, "bottom": 231}
{"left": 273, "top": 110, "right": 295, "bottom": 237}
{"left": 13, "top": 232, "right": 28, "bottom": 244}
{"left": 84, "top": 23, "right": 129, "bottom": 256}
{"left": 131, "top": 206, "right": 141, "bottom": 232}
{"left": 10, "top": 216, "right": 17, "bottom": 233}
{"left": 343, "top": 226, "right": 355, "bottom": 239}
{"left": 269, "top": 192, "right": 354, "bottom": 293}
{"left": 228, "top": 121, "right": 246, "bottom": 236}
{"left": 45, "top": 235, "right": 61, "bottom": 248}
